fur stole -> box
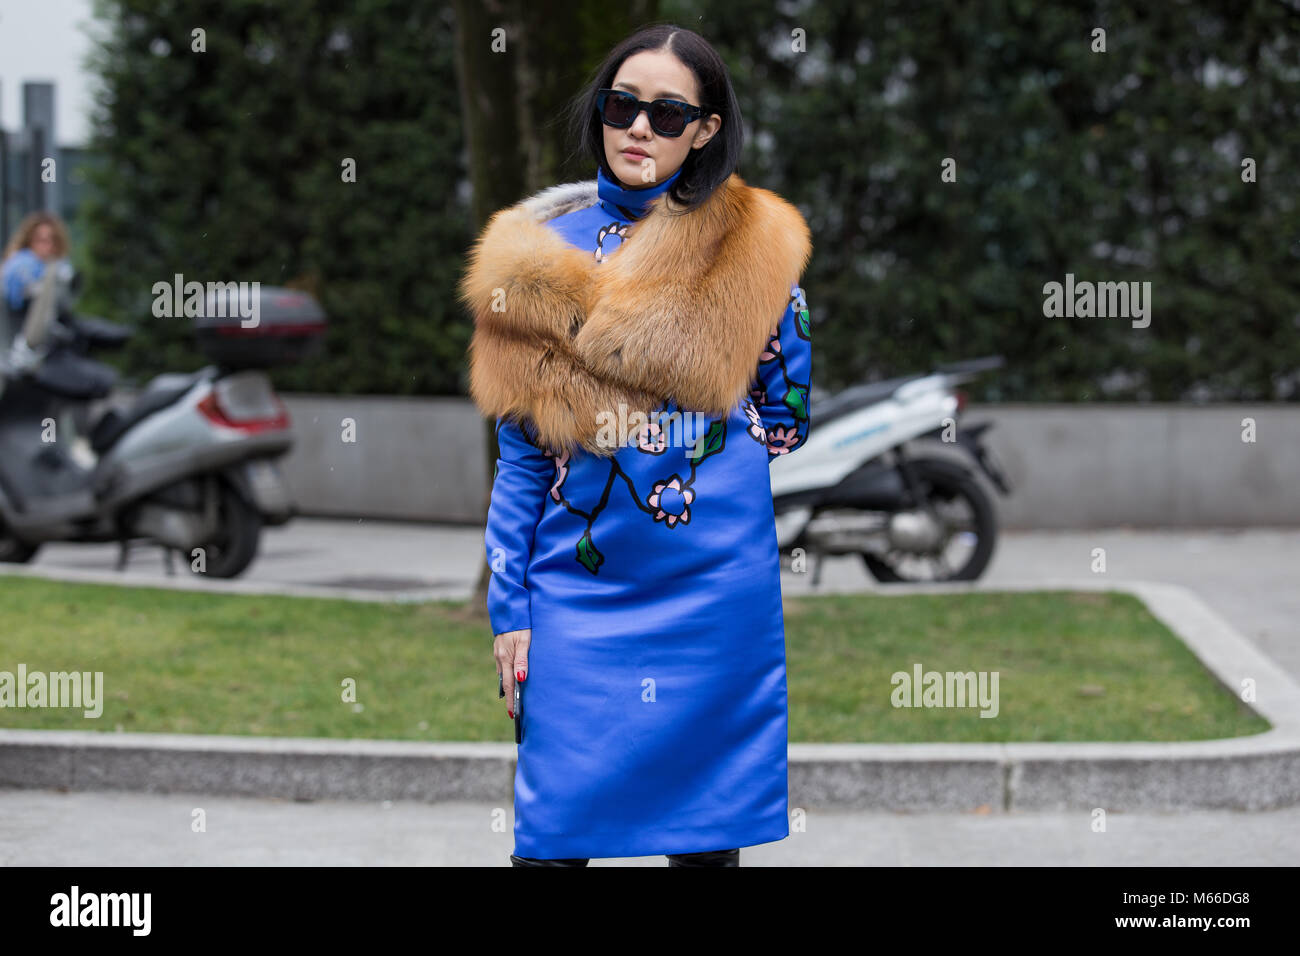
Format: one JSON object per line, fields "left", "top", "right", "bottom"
{"left": 460, "top": 172, "right": 812, "bottom": 457}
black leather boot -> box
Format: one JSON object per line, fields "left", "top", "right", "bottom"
{"left": 510, "top": 854, "right": 590, "bottom": 866}
{"left": 666, "top": 847, "right": 740, "bottom": 867}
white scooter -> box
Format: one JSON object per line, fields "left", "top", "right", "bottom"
{"left": 770, "top": 356, "right": 1012, "bottom": 584}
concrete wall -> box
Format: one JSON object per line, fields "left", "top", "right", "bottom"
{"left": 938, "top": 404, "right": 1299, "bottom": 529}
{"left": 278, "top": 394, "right": 489, "bottom": 523}
{"left": 263, "top": 396, "right": 1298, "bottom": 528}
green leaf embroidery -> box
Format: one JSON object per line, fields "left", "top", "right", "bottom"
{"left": 575, "top": 529, "right": 604, "bottom": 575}
{"left": 686, "top": 419, "right": 726, "bottom": 464}
{"left": 796, "top": 308, "right": 811, "bottom": 339}
{"left": 783, "top": 384, "right": 809, "bottom": 421}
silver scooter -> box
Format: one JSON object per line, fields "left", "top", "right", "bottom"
{"left": 0, "top": 267, "right": 323, "bottom": 578}
{"left": 770, "top": 356, "right": 1013, "bottom": 584}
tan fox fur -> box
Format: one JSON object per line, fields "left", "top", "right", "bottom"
{"left": 460, "top": 173, "right": 812, "bottom": 457}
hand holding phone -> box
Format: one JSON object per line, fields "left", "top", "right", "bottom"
{"left": 514, "top": 678, "right": 523, "bottom": 744}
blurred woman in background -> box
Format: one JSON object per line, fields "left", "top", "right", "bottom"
{"left": 2, "top": 211, "right": 71, "bottom": 321}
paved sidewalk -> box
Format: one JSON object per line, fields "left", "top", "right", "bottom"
{"left": 2, "top": 788, "right": 1297, "bottom": 866}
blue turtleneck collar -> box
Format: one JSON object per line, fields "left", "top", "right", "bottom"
{"left": 597, "top": 163, "right": 683, "bottom": 220}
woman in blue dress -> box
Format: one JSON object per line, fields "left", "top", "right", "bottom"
{"left": 461, "top": 24, "right": 813, "bottom": 866}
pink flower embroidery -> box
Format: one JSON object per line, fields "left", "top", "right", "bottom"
{"left": 636, "top": 420, "right": 667, "bottom": 454}
{"left": 743, "top": 400, "right": 766, "bottom": 443}
{"left": 594, "top": 222, "right": 630, "bottom": 263}
{"left": 647, "top": 474, "right": 694, "bottom": 527}
{"left": 544, "top": 448, "right": 570, "bottom": 501}
{"left": 758, "top": 324, "right": 781, "bottom": 362}
{"left": 766, "top": 425, "right": 801, "bottom": 455}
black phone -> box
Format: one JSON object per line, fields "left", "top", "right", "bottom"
{"left": 514, "top": 679, "right": 523, "bottom": 743}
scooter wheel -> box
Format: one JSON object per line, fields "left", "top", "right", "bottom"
{"left": 190, "top": 480, "right": 262, "bottom": 579}
{"left": 860, "top": 456, "right": 997, "bottom": 583}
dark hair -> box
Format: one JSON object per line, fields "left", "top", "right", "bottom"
{"left": 565, "top": 23, "right": 743, "bottom": 212}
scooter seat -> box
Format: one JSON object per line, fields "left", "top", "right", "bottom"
{"left": 89, "top": 374, "right": 202, "bottom": 453}
{"left": 811, "top": 374, "right": 923, "bottom": 429}
{"left": 67, "top": 314, "right": 133, "bottom": 350}
{"left": 30, "top": 350, "right": 118, "bottom": 401}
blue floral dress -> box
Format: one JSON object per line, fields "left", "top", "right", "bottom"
{"left": 484, "top": 165, "right": 812, "bottom": 859}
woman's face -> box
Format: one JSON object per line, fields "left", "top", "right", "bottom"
{"left": 602, "top": 49, "right": 721, "bottom": 189}
{"left": 29, "top": 223, "right": 58, "bottom": 260}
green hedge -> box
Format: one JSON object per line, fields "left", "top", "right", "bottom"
{"left": 79, "top": 0, "right": 1299, "bottom": 400}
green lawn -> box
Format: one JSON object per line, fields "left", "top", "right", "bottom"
{"left": 0, "top": 577, "right": 1269, "bottom": 742}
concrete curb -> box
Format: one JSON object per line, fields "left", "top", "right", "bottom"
{"left": 0, "top": 562, "right": 453, "bottom": 603}
{"left": 2, "top": 580, "right": 1298, "bottom": 811}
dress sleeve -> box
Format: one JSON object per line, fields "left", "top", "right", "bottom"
{"left": 484, "top": 416, "right": 554, "bottom": 637}
{"left": 751, "top": 282, "right": 812, "bottom": 460}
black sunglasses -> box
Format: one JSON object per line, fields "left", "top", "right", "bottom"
{"left": 595, "top": 88, "right": 706, "bottom": 138}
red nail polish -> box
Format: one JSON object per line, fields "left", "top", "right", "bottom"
{"left": 507, "top": 708, "right": 513, "bottom": 719}
{"left": 517, "top": 670, "right": 526, "bottom": 682}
